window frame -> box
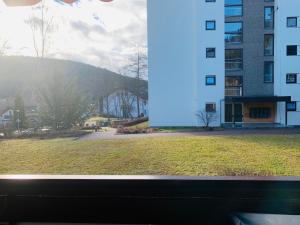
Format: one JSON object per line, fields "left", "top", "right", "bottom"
{"left": 286, "top": 45, "right": 298, "bottom": 56}
{"left": 225, "top": 21, "right": 243, "bottom": 44}
{"left": 286, "top": 73, "right": 297, "bottom": 84}
{"left": 287, "top": 17, "right": 298, "bottom": 28}
{"left": 286, "top": 101, "right": 297, "bottom": 112}
{"left": 225, "top": 76, "right": 243, "bottom": 87}
{"left": 225, "top": 49, "right": 243, "bottom": 71}
{"left": 264, "top": 61, "right": 274, "bottom": 83}
{"left": 264, "top": 34, "right": 274, "bottom": 56}
{"left": 206, "top": 20, "right": 216, "bottom": 30}
{"left": 206, "top": 48, "right": 216, "bottom": 58}
{"left": 205, "top": 75, "right": 217, "bottom": 86}
{"left": 225, "top": 0, "right": 243, "bottom": 17}
{"left": 249, "top": 107, "right": 272, "bottom": 119}
{"left": 206, "top": 103, "right": 217, "bottom": 113}
{"left": 264, "top": 6, "right": 274, "bottom": 29}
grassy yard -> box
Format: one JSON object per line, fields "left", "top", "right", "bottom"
{"left": 0, "top": 135, "right": 300, "bottom": 176}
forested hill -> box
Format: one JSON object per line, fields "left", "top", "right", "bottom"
{"left": 0, "top": 56, "right": 148, "bottom": 105}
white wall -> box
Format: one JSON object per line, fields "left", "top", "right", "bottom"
{"left": 275, "top": 0, "right": 300, "bottom": 126}
{"left": 147, "top": 0, "right": 224, "bottom": 127}
{"left": 196, "top": 0, "right": 225, "bottom": 127}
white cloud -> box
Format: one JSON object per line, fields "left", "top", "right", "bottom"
{"left": 0, "top": 0, "right": 147, "bottom": 74}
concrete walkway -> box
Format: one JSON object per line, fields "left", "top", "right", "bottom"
{"left": 78, "top": 128, "right": 300, "bottom": 141}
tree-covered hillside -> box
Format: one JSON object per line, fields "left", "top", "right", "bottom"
{"left": 0, "top": 56, "right": 148, "bottom": 107}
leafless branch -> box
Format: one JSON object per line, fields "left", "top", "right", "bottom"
{"left": 196, "top": 110, "right": 218, "bottom": 128}
{"left": 0, "top": 40, "right": 9, "bottom": 56}
{"left": 25, "top": 0, "right": 55, "bottom": 58}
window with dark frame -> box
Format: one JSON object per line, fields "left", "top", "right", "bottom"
{"left": 264, "top": 6, "right": 274, "bottom": 29}
{"left": 206, "top": 75, "right": 216, "bottom": 86}
{"left": 206, "top": 48, "right": 216, "bottom": 58}
{"left": 225, "top": 0, "right": 243, "bottom": 17}
{"left": 206, "top": 20, "right": 216, "bottom": 30}
{"left": 264, "top": 34, "right": 274, "bottom": 56}
{"left": 287, "top": 102, "right": 297, "bottom": 111}
{"left": 225, "top": 76, "right": 243, "bottom": 87}
{"left": 206, "top": 103, "right": 216, "bottom": 112}
{"left": 287, "top": 45, "right": 298, "bottom": 56}
{"left": 225, "top": 76, "right": 243, "bottom": 96}
{"left": 225, "top": 22, "right": 243, "bottom": 43}
{"left": 225, "top": 49, "right": 243, "bottom": 70}
{"left": 264, "top": 61, "right": 274, "bottom": 83}
{"left": 286, "top": 74, "right": 297, "bottom": 84}
{"left": 249, "top": 108, "right": 272, "bottom": 119}
{"left": 287, "top": 17, "right": 298, "bottom": 28}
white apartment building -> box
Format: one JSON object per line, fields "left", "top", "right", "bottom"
{"left": 148, "top": 0, "right": 300, "bottom": 127}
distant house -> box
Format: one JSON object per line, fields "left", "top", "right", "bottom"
{"left": 25, "top": 106, "right": 39, "bottom": 128}
{"left": 0, "top": 108, "right": 14, "bottom": 127}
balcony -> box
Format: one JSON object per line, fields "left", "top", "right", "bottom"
{"left": 225, "top": 87, "right": 243, "bottom": 97}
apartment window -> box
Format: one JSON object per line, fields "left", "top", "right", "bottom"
{"left": 264, "top": 7, "right": 274, "bottom": 29}
{"left": 225, "top": 22, "right": 243, "bottom": 43}
{"left": 250, "top": 108, "right": 272, "bottom": 119}
{"left": 206, "top": 103, "right": 216, "bottom": 112}
{"left": 225, "top": 49, "right": 243, "bottom": 70}
{"left": 287, "top": 102, "right": 297, "bottom": 111}
{"left": 264, "top": 34, "right": 274, "bottom": 56}
{"left": 264, "top": 61, "right": 274, "bottom": 83}
{"left": 287, "top": 45, "right": 298, "bottom": 56}
{"left": 225, "top": 76, "right": 243, "bottom": 87}
{"left": 225, "top": 76, "right": 243, "bottom": 96}
{"left": 206, "top": 48, "right": 216, "bottom": 58}
{"left": 286, "top": 74, "right": 297, "bottom": 84}
{"left": 206, "top": 75, "right": 216, "bottom": 85}
{"left": 225, "top": 0, "right": 243, "bottom": 17}
{"left": 287, "top": 17, "right": 297, "bottom": 28}
{"left": 206, "top": 20, "right": 216, "bottom": 30}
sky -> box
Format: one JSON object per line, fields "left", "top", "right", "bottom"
{"left": 0, "top": 0, "right": 147, "bottom": 74}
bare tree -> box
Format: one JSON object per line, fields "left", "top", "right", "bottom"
{"left": 119, "top": 90, "right": 135, "bottom": 119}
{"left": 196, "top": 110, "right": 218, "bottom": 129}
{"left": 122, "top": 46, "right": 148, "bottom": 117}
{"left": 25, "top": 0, "right": 54, "bottom": 58}
{"left": 0, "top": 39, "right": 8, "bottom": 56}
{"left": 103, "top": 90, "right": 136, "bottom": 119}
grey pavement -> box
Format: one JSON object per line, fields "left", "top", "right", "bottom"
{"left": 77, "top": 128, "right": 300, "bottom": 141}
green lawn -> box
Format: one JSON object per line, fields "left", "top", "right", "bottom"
{"left": 0, "top": 135, "right": 300, "bottom": 176}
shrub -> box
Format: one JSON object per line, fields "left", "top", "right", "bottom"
{"left": 117, "top": 127, "right": 154, "bottom": 135}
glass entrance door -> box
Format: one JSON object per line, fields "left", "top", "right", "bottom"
{"left": 225, "top": 104, "right": 233, "bottom": 122}
{"left": 225, "top": 103, "right": 243, "bottom": 123}
{"left": 234, "top": 103, "right": 243, "bottom": 123}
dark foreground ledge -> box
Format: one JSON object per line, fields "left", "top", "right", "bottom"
{"left": 0, "top": 175, "right": 300, "bottom": 225}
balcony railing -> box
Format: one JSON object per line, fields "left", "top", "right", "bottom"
{"left": 225, "top": 87, "right": 243, "bottom": 97}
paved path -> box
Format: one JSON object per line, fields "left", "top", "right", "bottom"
{"left": 78, "top": 128, "right": 300, "bottom": 141}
